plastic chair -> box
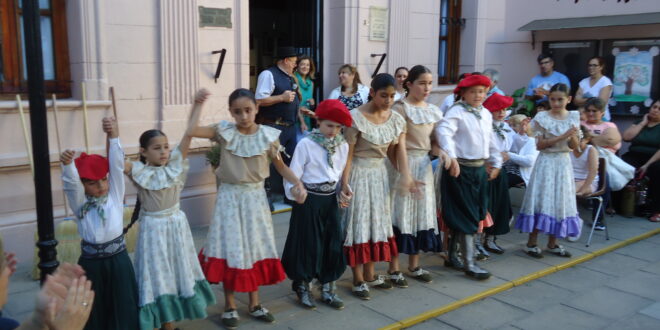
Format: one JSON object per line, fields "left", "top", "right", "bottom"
{"left": 581, "top": 158, "right": 609, "bottom": 247}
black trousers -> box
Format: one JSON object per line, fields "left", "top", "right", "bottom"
{"left": 264, "top": 123, "right": 298, "bottom": 196}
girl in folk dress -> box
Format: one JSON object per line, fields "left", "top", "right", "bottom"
{"left": 281, "top": 99, "right": 353, "bottom": 310}
{"left": 342, "top": 73, "right": 418, "bottom": 300}
{"left": 389, "top": 65, "right": 447, "bottom": 283}
{"left": 124, "top": 90, "right": 216, "bottom": 330}
{"left": 515, "top": 83, "right": 581, "bottom": 258}
{"left": 192, "top": 89, "right": 307, "bottom": 329}
{"left": 482, "top": 93, "right": 515, "bottom": 256}
{"left": 435, "top": 74, "right": 502, "bottom": 280}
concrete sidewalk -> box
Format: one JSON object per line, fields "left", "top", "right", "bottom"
{"left": 4, "top": 199, "right": 660, "bottom": 329}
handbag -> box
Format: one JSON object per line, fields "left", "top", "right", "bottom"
{"left": 596, "top": 147, "right": 635, "bottom": 191}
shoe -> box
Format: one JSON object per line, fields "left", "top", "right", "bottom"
{"left": 484, "top": 235, "right": 505, "bottom": 254}
{"left": 649, "top": 213, "right": 660, "bottom": 223}
{"left": 566, "top": 235, "right": 579, "bottom": 242}
{"left": 547, "top": 245, "right": 572, "bottom": 258}
{"left": 320, "top": 282, "right": 344, "bottom": 310}
{"left": 249, "top": 305, "right": 275, "bottom": 323}
{"left": 367, "top": 275, "right": 393, "bottom": 289}
{"left": 294, "top": 282, "right": 316, "bottom": 309}
{"left": 352, "top": 282, "right": 370, "bottom": 300}
{"left": 594, "top": 222, "right": 606, "bottom": 231}
{"left": 461, "top": 234, "right": 491, "bottom": 280}
{"left": 474, "top": 233, "right": 490, "bottom": 261}
{"left": 388, "top": 271, "right": 408, "bottom": 288}
{"left": 221, "top": 309, "right": 239, "bottom": 329}
{"left": 409, "top": 267, "right": 432, "bottom": 283}
{"left": 524, "top": 245, "right": 543, "bottom": 258}
{"left": 605, "top": 207, "right": 616, "bottom": 216}
{"left": 444, "top": 231, "right": 465, "bottom": 270}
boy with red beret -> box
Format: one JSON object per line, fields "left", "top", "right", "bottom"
{"left": 481, "top": 93, "right": 515, "bottom": 257}
{"left": 60, "top": 117, "right": 139, "bottom": 329}
{"left": 281, "top": 99, "right": 353, "bottom": 310}
{"left": 435, "top": 74, "right": 502, "bottom": 280}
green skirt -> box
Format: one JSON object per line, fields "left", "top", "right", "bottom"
{"left": 440, "top": 165, "right": 489, "bottom": 234}
{"left": 78, "top": 250, "right": 139, "bottom": 330}
{"left": 281, "top": 193, "right": 346, "bottom": 284}
{"left": 486, "top": 171, "right": 512, "bottom": 236}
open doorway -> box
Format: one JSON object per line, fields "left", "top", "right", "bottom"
{"left": 248, "top": 0, "right": 323, "bottom": 97}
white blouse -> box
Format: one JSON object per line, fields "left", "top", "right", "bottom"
{"left": 491, "top": 120, "right": 514, "bottom": 153}
{"left": 61, "top": 138, "right": 125, "bottom": 244}
{"left": 435, "top": 103, "right": 503, "bottom": 168}
{"left": 508, "top": 134, "right": 539, "bottom": 185}
{"left": 284, "top": 137, "right": 349, "bottom": 200}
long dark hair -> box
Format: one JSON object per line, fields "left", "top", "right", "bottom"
{"left": 124, "top": 129, "right": 167, "bottom": 234}
{"left": 403, "top": 65, "right": 432, "bottom": 96}
{"left": 549, "top": 83, "right": 570, "bottom": 96}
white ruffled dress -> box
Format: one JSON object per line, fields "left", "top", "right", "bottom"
{"left": 515, "top": 111, "right": 582, "bottom": 238}
{"left": 390, "top": 101, "right": 443, "bottom": 254}
{"left": 342, "top": 109, "right": 406, "bottom": 267}
{"left": 129, "top": 146, "right": 215, "bottom": 329}
{"left": 199, "top": 121, "right": 287, "bottom": 292}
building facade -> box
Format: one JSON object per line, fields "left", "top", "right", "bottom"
{"left": 1, "top": 0, "right": 658, "bottom": 267}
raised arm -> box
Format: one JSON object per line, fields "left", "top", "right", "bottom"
{"left": 60, "top": 150, "right": 85, "bottom": 218}
{"left": 102, "top": 117, "right": 125, "bottom": 203}
{"left": 622, "top": 115, "right": 648, "bottom": 142}
{"left": 180, "top": 89, "right": 213, "bottom": 158}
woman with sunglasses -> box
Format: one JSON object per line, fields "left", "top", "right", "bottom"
{"left": 574, "top": 56, "right": 613, "bottom": 121}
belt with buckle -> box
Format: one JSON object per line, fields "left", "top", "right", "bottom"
{"left": 258, "top": 117, "right": 294, "bottom": 127}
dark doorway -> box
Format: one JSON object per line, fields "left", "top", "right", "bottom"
{"left": 249, "top": 0, "right": 323, "bottom": 97}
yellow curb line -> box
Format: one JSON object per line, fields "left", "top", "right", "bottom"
{"left": 380, "top": 228, "right": 660, "bottom": 330}
{"left": 271, "top": 207, "right": 292, "bottom": 215}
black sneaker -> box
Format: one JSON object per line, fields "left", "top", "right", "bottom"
{"left": 249, "top": 305, "right": 275, "bottom": 323}
{"left": 221, "top": 309, "right": 239, "bottom": 329}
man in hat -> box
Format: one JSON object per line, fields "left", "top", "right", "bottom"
{"left": 255, "top": 46, "right": 301, "bottom": 207}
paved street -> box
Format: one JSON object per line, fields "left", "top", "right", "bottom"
{"left": 4, "top": 191, "right": 660, "bottom": 329}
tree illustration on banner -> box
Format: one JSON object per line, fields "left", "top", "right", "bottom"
{"left": 612, "top": 46, "right": 658, "bottom": 103}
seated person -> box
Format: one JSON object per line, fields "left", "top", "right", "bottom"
{"left": 503, "top": 114, "right": 539, "bottom": 188}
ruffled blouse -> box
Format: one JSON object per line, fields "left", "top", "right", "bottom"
{"left": 212, "top": 121, "right": 283, "bottom": 184}
{"left": 531, "top": 110, "right": 580, "bottom": 153}
{"left": 392, "top": 100, "right": 443, "bottom": 151}
{"left": 344, "top": 107, "right": 406, "bottom": 158}
{"left": 129, "top": 145, "right": 189, "bottom": 212}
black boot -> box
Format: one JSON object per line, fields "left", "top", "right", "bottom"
{"left": 461, "top": 234, "right": 491, "bottom": 280}
{"left": 444, "top": 231, "right": 464, "bottom": 270}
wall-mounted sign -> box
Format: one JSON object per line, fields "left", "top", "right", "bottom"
{"left": 199, "top": 7, "right": 232, "bottom": 28}
{"left": 369, "top": 6, "right": 388, "bottom": 41}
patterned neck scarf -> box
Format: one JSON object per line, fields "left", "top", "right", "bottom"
{"left": 457, "top": 102, "right": 482, "bottom": 120}
{"left": 493, "top": 121, "right": 511, "bottom": 140}
{"left": 307, "top": 129, "right": 346, "bottom": 168}
{"left": 79, "top": 194, "right": 108, "bottom": 224}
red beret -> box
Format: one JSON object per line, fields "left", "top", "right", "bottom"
{"left": 453, "top": 74, "right": 492, "bottom": 95}
{"left": 315, "top": 99, "right": 352, "bottom": 127}
{"left": 74, "top": 153, "right": 109, "bottom": 181}
{"left": 483, "top": 93, "right": 514, "bottom": 112}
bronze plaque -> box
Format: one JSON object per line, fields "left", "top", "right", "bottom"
{"left": 199, "top": 7, "right": 232, "bottom": 28}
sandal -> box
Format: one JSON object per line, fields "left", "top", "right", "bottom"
{"left": 649, "top": 213, "right": 660, "bottom": 223}
{"left": 524, "top": 245, "right": 543, "bottom": 259}
{"left": 547, "top": 245, "right": 572, "bottom": 258}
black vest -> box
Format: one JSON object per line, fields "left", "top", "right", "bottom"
{"left": 258, "top": 66, "right": 299, "bottom": 123}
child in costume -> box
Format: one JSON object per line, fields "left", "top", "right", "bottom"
{"left": 481, "top": 93, "right": 515, "bottom": 256}
{"left": 60, "top": 117, "right": 139, "bottom": 329}
{"left": 435, "top": 74, "right": 502, "bottom": 280}
{"left": 281, "top": 99, "right": 353, "bottom": 310}
{"left": 192, "top": 88, "right": 307, "bottom": 329}
{"left": 124, "top": 90, "right": 216, "bottom": 330}
{"left": 342, "top": 73, "right": 418, "bottom": 300}
{"left": 515, "top": 83, "right": 581, "bottom": 258}
{"left": 389, "top": 65, "right": 446, "bottom": 283}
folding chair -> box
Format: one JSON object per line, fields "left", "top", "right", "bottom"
{"left": 581, "top": 158, "right": 610, "bottom": 247}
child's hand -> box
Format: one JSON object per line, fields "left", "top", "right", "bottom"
{"left": 102, "top": 117, "right": 118, "bottom": 138}
{"left": 290, "top": 182, "right": 308, "bottom": 204}
{"left": 194, "top": 89, "right": 211, "bottom": 104}
{"left": 448, "top": 158, "right": 460, "bottom": 178}
{"left": 60, "top": 150, "right": 75, "bottom": 165}
{"left": 339, "top": 184, "right": 353, "bottom": 208}
{"left": 488, "top": 167, "right": 500, "bottom": 181}
{"left": 562, "top": 126, "right": 579, "bottom": 140}
{"left": 576, "top": 185, "right": 592, "bottom": 197}
{"left": 4, "top": 252, "right": 17, "bottom": 276}
{"left": 501, "top": 152, "right": 510, "bottom": 162}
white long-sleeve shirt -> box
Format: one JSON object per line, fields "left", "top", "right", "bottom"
{"left": 491, "top": 121, "right": 514, "bottom": 153}
{"left": 61, "top": 138, "right": 125, "bottom": 244}
{"left": 508, "top": 134, "right": 539, "bottom": 185}
{"left": 284, "top": 137, "right": 349, "bottom": 200}
{"left": 435, "top": 103, "right": 503, "bottom": 168}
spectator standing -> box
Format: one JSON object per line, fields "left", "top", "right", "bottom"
{"left": 574, "top": 57, "right": 613, "bottom": 121}
{"left": 328, "top": 64, "right": 370, "bottom": 110}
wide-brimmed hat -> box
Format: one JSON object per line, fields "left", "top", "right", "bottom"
{"left": 275, "top": 46, "right": 298, "bottom": 59}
